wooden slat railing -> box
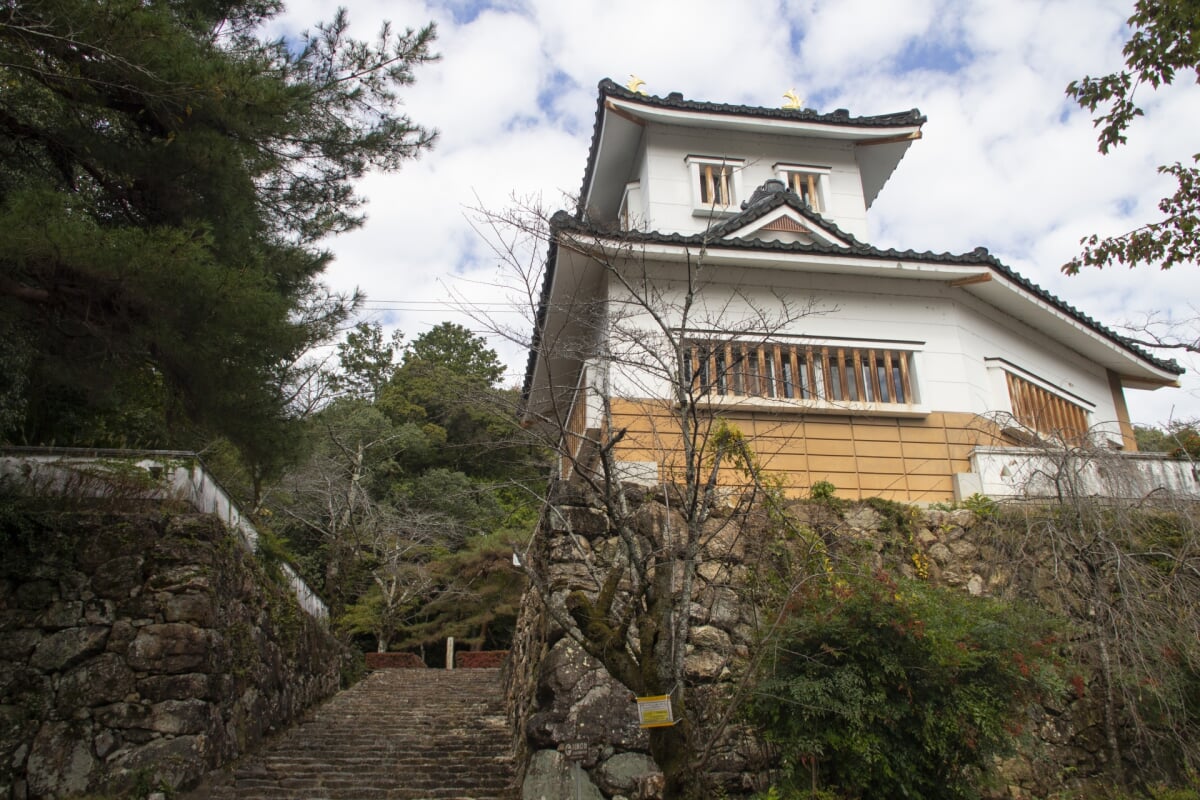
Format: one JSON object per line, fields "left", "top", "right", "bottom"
{"left": 1005, "top": 372, "right": 1089, "bottom": 444}
{"left": 685, "top": 341, "right": 915, "bottom": 404}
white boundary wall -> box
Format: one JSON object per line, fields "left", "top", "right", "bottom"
{"left": 956, "top": 446, "right": 1200, "bottom": 501}
{"left": 0, "top": 448, "right": 328, "bottom": 621}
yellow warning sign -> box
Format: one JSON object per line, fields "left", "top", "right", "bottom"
{"left": 636, "top": 694, "right": 676, "bottom": 728}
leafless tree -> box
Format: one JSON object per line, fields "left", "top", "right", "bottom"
{"left": 469, "top": 198, "right": 827, "bottom": 797}
{"left": 271, "top": 400, "right": 462, "bottom": 638}
{"left": 987, "top": 430, "right": 1200, "bottom": 785}
{"left": 1119, "top": 308, "right": 1200, "bottom": 357}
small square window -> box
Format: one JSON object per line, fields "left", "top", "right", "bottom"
{"left": 774, "top": 163, "right": 829, "bottom": 213}
{"left": 700, "top": 163, "right": 732, "bottom": 205}
{"left": 686, "top": 155, "right": 745, "bottom": 216}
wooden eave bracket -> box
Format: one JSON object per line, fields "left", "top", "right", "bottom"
{"left": 947, "top": 272, "right": 992, "bottom": 288}
{"left": 856, "top": 130, "right": 923, "bottom": 147}
{"left": 605, "top": 100, "right": 647, "bottom": 126}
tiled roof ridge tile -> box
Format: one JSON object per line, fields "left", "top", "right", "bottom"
{"left": 704, "top": 188, "right": 865, "bottom": 246}
{"left": 597, "top": 78, "right": 926, "bottom": 127}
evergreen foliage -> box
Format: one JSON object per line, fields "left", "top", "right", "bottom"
{"left": 1134, "top": 421, "right": 1200, "bottom": 459}
{"left": 751, "top": 568, "right": 1063, "bottom": 800}
{"left": 0, "top": 1, "right": 436, "bottom": 466}
{"left": 266, "top": 321, "right": 544, "bottom": 654}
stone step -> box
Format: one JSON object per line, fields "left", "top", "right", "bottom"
{"left": 184, "top": 669, "right": 516, "bottom": 800}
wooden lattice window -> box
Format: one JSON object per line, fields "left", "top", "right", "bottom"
{"left": 776, "top": 164, "right": 828, "bottom": 213}
{"left": 687, "top": 156, "right": 743, "bottom": 210}
{"left": 1005, "top": 372, "right": 1089, "bottom": 443}
{"left": 700, "top": 164, "right": 732, "bottom": 205}
{"left": 684, "top": 341, "right": 916, "bottom": 404}
{"left": 785, "top": 172, "right": 821, "bottom": 211}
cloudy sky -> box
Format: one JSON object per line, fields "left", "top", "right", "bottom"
{"left": 272, "top": 0, "right": 1198, "bottom": 426}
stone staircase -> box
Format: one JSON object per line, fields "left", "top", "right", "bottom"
{"left": 188, "top": 668, "right": 516, "bottom": 800}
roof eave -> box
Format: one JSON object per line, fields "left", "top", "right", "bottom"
{"left": 539, "top": 231, "right": 1181, "bottom": 385}
{"left": 604, "top": 96, "right": 924, "bottom": 141}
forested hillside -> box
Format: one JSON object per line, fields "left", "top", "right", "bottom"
{"left": 244, "top": 321, "right": 544, "bottom": 658}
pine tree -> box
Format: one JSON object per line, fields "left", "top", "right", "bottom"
{"left": 0, "top": 1, "right": 436, "bottom": 465}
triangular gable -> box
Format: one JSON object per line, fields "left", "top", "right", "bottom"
{"left": 718, "top": 203, "right": 852, "bottom": 248}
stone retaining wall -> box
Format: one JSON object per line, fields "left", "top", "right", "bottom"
{"left": 0, "top": 507, "right": 344, "bottom": 799}
{"left": 506, "top": 484, "right": 1126, "bottom": 799}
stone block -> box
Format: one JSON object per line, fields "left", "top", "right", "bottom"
{"left": 0, "top": 665, "right": 52, "bottom": 715}
{"left": 595, "top": 752, "right": 660, "bottom": 796}
{"left": 93, "top": 702, "right": 151, "bottom": 730}
{"left": 91, "top": 556, "right": 145, "bottom": 599}
{"left": 690, "top": 625, "right": 731, "bottom": 653}
{"left": 927, "top": 542, "right": 953, "bottom": 565}
{"left": 697, "top": 587, "right": 743, "bottom": 630}
{"left": 631, "top": 503, "right": 685, "bottom": 542}
{"left": 842, "top": 506, "right": 882, "bottom": 531}
{"left": 40, "top": 600, "right": 83, "bottom": 630}
{"left": 107, "top": 733, "right": 211, "bottom": 792}
{"left": 26, "top": 721, "right": 96, "bottom": 798}
{"left": 551, "top": 505, "right": 610, "bottom": 538}
{"left": 145, "top": 699, "right": 218, "bottom": 735}
{"left": 700, "top": 517, "right": 747, "bottom": 562}
{"left": 565, "top": 681, "right": 645, "bottom": 752}
{"left": 0, "top": 629, "right": 41, "bottom": 660}
{"left": 93, "top": 729, "right": 118, "bottom": 759}
{"left": 146, "top": 564, "right": 211, "bottom": 594}
{"left": 161, "top": 592, "right": 216, "bottom": 626}
{"left": 522, "top": 749, "right": 603, "bottom": 800}
{"left": 56, "top": 653, "right": 135, "bottom": 711}
{"left": 106, "top": 620, "right": 137, "bottom": 655}
{"left": 948, "top": 539, "right": 979, "bottom": 559}
{"left": 14, "top": 581, "right": 55, "bottom": 610}
{"left": 525, "top": 709, "right": 567, "bottom": 750}
{"left": 30, "top": 626, "right": 109, "bottom": 672}
{"left": 547, "top": 533, "right": 591, "bottom": 563}
{"left": 684, "top": 649, "right": 728, "bottom": 681}
{"left": 83, "top": 598, "right": 115, "bottom": 625}
{"left": 126, "top": 623, "right": 212, "bottom": 674}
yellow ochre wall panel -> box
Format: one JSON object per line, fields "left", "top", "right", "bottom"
{"left": 605, "top": 400, "right": 999, "bottom": 503}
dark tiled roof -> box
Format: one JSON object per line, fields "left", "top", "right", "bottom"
{"left": 599, "top": 78, "right": 926, "bottom": 127}
{"left": 705, "top": 184, "right": 863, "bottom": 245}
{"left": 576, "top": 78, "right": 927, "bottom": 219}
{"left": 522, "top": 212, "right": 1183, "bottom": 397}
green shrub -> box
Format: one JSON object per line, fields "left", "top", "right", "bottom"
{"left": 808, "top": 480, "right": 837, "bottom": 501}
{"left": 749, "top": 568, "right": 1064, "bottom": 800}
{"left": 961, "top": 492, "right": 999, "bottom": 520}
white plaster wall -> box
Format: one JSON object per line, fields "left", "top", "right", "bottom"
{"left": 601, "top": 260, "right": 1126, "bottom": 432}
{"left": 640, "top": 125, "right": 869, "bottom": 239}
{"left": 967, "top": 446, "right": 1200, "bottom": 499}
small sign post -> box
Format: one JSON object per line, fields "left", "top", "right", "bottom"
{"left": 636, "top": 694, "right": 676, "bottom": 728}
{"left": 563, "top": 740, "right": 590, "bottom": 800}
{"left": 562, "top": 740, "right": 589, "bottom": 762}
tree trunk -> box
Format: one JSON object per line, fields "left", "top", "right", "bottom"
{"left": 1097, "top": 636, "right": 1125, "bottom": 786}
{"left": 650, "top": 722, "right": 698, "bottom": 799}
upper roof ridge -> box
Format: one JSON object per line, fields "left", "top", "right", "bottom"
{"left": 596, "top": 77, "right": 926, "bottom": 128}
